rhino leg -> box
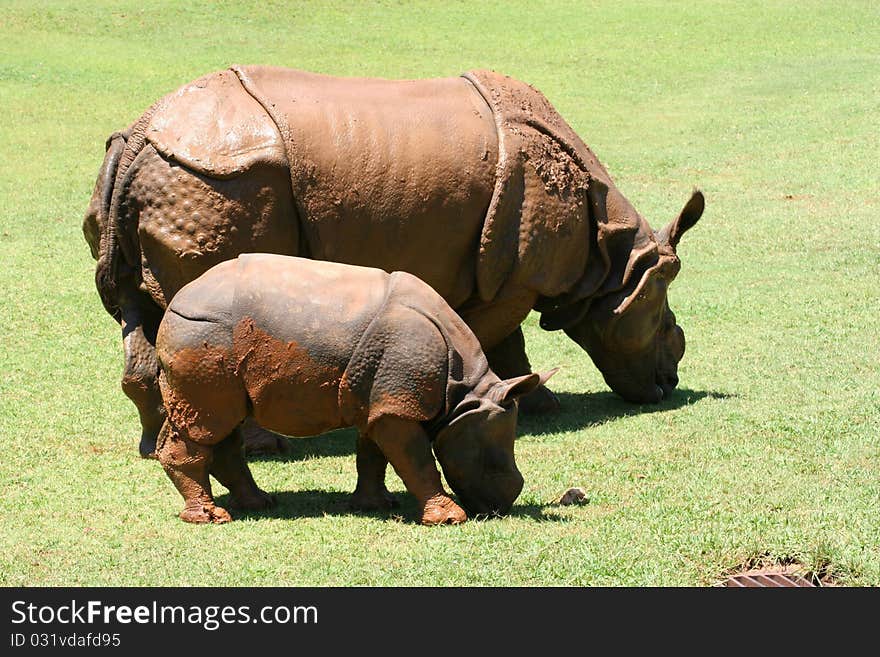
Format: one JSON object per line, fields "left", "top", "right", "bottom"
{"left": 120, "top": 297, "right": 165, "bottom": 458}
{"left": 351, "top": 432, "right": 398, "bottom": 511}
{"left": 126, "top": 146, "right": 298, "bottom": 457}
{"left": 484, "top": 327, "right": 561, "bottom": 415}
{"left": 156, "top": 420, "right": 231, "bottom": 524}
{"left": 368, "top": 416, "right": 466, "bottom": 525}
{"left": 238, "top": 417, "right": 291, "bottom": 456}
{"left": 210, "top": 426, "right": 276, "bottom": 510}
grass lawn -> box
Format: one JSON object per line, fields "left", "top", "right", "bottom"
{"left": 1, "top": 0, "right": 877, "bottom": 586}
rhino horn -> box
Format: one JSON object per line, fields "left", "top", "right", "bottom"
{"left": 656, "top": 189, "right": 705, "bottom": 249}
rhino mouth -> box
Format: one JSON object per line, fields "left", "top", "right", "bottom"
{"left": 452, "top": 472, "right": 524, "bottom": 517}
{"left": 657, "top": 373, "right": 679, "bottom": 400}
{"left": 618, "top": 384, "right": 664, "bottom": 404}
{"left": 610, "top": 371, "right": 678, "bottom": 404}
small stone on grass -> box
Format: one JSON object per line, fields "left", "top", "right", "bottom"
{"left": 557, "top": 487, "right": 588, "bottom": 506}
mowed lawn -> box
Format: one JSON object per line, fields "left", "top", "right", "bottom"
{"left": 1, "top": 1, "right": 877, "bottom": 586}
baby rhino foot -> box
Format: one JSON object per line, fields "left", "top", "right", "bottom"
{"left": 350, "top": 488, "right": 399, "bottom": 511}
{"left": 179, "top": 503, "right": 232, "bottom": 524}
{"left": 421, "top": 494, "right": 467, "bottom": 525}
{"left": 230, "top": 489, "right": 276, "bottom": 511}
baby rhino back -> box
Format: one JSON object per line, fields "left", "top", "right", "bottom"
{"left": 158, "top": 254, "right": 392, "bottom": 440}
{"left": 232, "top": 254, "right": 390, "bottom": 436}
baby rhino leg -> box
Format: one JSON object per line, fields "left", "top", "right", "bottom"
{"left": 367, "top": 416, "right": 466, "bottom": 525}
{"left": 351, "top": 432, "right": 398, "bottom": 511}
{"left": 155, "top": 323, "right": 248, "bottom": 523}
{"left": 156, "top": 420, "right": 231, "bottom": 524}
{"left": 210, "top": 427, "right": 275, "bottom": 511}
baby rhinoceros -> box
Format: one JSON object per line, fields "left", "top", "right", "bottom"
{"left": 155, "top": 253, "right": 551, "bottom": 525}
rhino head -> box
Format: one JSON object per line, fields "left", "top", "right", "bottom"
{"left": 432, "top": 372, "right": 552, "bottom": 516}
{"left": 539, "top": 183, "right": 704, "bottom": 403}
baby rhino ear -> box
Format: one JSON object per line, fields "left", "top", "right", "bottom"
{"left": 490, "top": 369, "right": 559, "bottom": 406}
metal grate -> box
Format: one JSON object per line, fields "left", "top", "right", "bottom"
{"left": 720, "top": 568, "right": 816, "bottom": 587}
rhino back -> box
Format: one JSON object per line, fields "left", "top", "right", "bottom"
{"left": 232, "top": 254, "right": 389, "bottom": 369}
{"left": 157, "top": 259, "right": 238, "bottom": 377}
{"left": 229, "top": 254, "right": 391, "bottom": 436}
{"left": 145, "top": 69, "right": 287, "bottom": 178}
{"left": 338, "top": 270, "right": 492, "bottom": 429}
{"left": 165, "top": 259, "right": 238, "bottom": 326}
{"left": 235, "top": 66, "right": 498, "bottom": 307}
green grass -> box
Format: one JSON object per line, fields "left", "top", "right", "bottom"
{"left": 1, "top": 0, "right": 878, "bottom": 586}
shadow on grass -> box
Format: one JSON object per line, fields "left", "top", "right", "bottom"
{"left": 517, "top": 387, "right": 733, "bottom": 437}
{"left": 248, "top": 427, "right": 357, "bottom": 464}
{"left": 217, "top": 489, "right": 567, "bottom": 524}
{"left": 246, "top": 388, "right": 733, "bottom": 459}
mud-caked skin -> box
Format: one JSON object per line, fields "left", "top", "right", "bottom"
{"left": 84, "top": 66, "right": 704, "bottom": 457}
{"left": 155, "top": 254, "right": 547, "bottom": 525}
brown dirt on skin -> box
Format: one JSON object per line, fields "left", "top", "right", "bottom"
{"left": 158, "top": 343, "right": 247, "bottom": 445}
{"left": 421, "top": 493, "right": 468, "bottom": 525}
{"left": 232, "top": 317, "right": 346, "bottom": 436}
{"left": 525, "top": 134, "right": 589, "bottom": 198}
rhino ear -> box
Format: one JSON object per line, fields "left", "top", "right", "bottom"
{"left": 614, "top": 266, "right": 668, "bottom": 316}
{"left": 490, "top": 372, "right": 544, "bottom": 406}
{"left": 536, "top": 367, "right": 559, "bottom": 386}
{"left": 657, "top": 190, "right": 704, "bottom": 249}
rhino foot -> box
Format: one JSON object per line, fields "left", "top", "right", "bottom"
{"left": 350, "top": 488, "right": 399, "bottom": 511}
{"left": 421, "top": 494, "right": 467, "bottom": 525}
{"left": 179, "top": 503, "right": 232, "bottom": 524}
{"left": 229, "top": 489, "right": 276, "bottom": 511}
{"left": 517, "top": 384, "right": 561, "bottom": 415}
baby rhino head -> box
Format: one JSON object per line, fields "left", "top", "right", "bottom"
{"left": 432, "top": 370, "right": 555, "bottom": 517}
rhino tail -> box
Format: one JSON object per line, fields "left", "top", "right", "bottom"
{"left": 89, "top": 131, "right": 127, "bottom": 321}
{"left": 94, "top": 100, "right": 163, "bottom": 321}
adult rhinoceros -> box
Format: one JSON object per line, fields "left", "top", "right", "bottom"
{"left": 83, "top": 66, "right": 704, "bottom": 458}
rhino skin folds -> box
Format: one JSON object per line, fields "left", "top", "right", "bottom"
{"left": 84, "top": 66, "right": 703, "bottom": 457}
